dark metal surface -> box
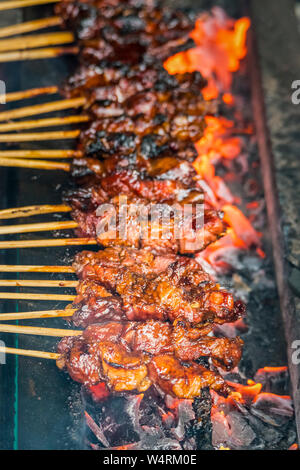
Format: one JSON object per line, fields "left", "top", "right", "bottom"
{"left": 250, "top": 0, "right": 300, "bottom": 441}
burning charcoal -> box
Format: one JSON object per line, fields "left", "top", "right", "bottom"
{"left": 254, "top": 367, "right": 290, "bottom": 395}
{"left": 212, "top": 409, "right": 256, "bottom": 449}
{"left": 84, "top": 411, "right": 110, "bottom": 448}
{"left": 250, "top": 394, "right": 294, "bottom": 427}
{"left": 170, "top": 400, "right": 195, "bottom": 441}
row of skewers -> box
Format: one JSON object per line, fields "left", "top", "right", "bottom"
{"left": 0, "top": 0, "right": 246, "bottom": 404}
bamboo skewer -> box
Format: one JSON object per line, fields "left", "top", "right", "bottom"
{"left": 0, "top": 265, "right": 75, "bottom": 273}
{"left": 0, "top": 279, "right": 78, "bottom": 287}
{"left": 0, "top": 238, "right": 97, "bottom": 249}
{"left": 0, "top": 32, "right": 74, "bottom": 52}
{"left": 0, "top": 157, "right": 71, "bottom": 171}
{"left": 0, "top": 150, "right": 82, "bottom": 159}
{"left": 0, "top": 346, "right": 59, "bottom": 360}
{"left": 0, "top": 0, "right": 60, "bottom": 11}
{"left": 0, "top": 204, "right": 71, "bottom": 220}
{"left": 0, "top": 157, "right": 71, "bottom": 172}
{"left": 0, "top": 132, "right": 79, "bottom": 143}
{"left": 0, "top": 46, "right": 79, "bottom": 62}
{"left": 0, "top": 324, "right": 81, "bottom": 337}
{"left": 0, "top": 86, "right": 59, "bottom": 103}
{"left": 0, "top": 220, "right": 78, "bottom": 235}
{"left": 0, "top": 292, "right": 75, "bottom": 301}
{"left": 0, "top": 157, "right": 71, "bottom": 170}
{"left": 0, "top": 97, "right": 86, "bottom": 122}
{"left": 0, "top": 309, "right": 75, "bottom": 321}
{"left": 0, "top": 17, "right": 62, "bottom": 39}
{"left": 0, "top": 115, "right": 89, "bottom": 132}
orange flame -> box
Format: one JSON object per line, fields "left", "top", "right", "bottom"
{"left": 164, "top": 8, "right": 251, "bottom": 99}
{"left": 165, "top": 9, "right": 262, "bottom": 269}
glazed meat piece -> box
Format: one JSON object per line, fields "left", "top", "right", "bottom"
{"left": 69, "top": 193, "right": 225, "bottom": 254}
{"left": 66, "top": 173, "right": 205, "bottom": 212}
{"left": 79, "top": 132, "right": 198, "bottom": 162}
{"left": 86, "top": 87, "right": 214, "bottom": 122}
{"left": 70, "top": 247, "right": 245, "bottom": 326}
{"left": 56, "top": 0, "right": 195, "bottom": 63}
{"left": 79, "top": 112, "right": 207, "bottom": 148}
{"left": 71, "top": 154, "right": 199, "bottom": 187}
{"left": 63, "top": 62, "right": 207, "bottom": 103}
{"left": 148, "top": 355, "right": 229, "bottom": 398}
{"left": 57, "top": 320, "right": 239, "bottom": 396}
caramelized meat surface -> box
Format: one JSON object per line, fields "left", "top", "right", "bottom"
{"left": 69, "top": 194, "right": 225, "bottom": 254}
{"left": 70, "top": 247, "right": 245, "bottom": 326}
{"left": 57, "top": 320, "right": 241, "bottom": 396}
{"left": 56, "top": 0, "right": 195, "bottom": 63}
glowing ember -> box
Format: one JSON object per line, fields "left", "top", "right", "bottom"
{"left": 165, "top": 8, "right": 261, "bottom": 269}
{"left": 164, "top": 7, "right": 251, "bottom": 99}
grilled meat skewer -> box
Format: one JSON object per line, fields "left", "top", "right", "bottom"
{"left": 57, "top": 319, "right": 242, "bottom": 396}
{"left": 70, "top": 247, "right": 244, "bottom": 326}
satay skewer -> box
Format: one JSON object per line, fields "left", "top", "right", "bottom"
{"left": 0, "top": 46, "right": 79, "bottom": 62}
{"left": 0, "top": 324, "right": 81, "bottom": 337}
{"left": 0, "top": 157, "right": 71, "bottom": 170}
{"left": 0, "top": 115, "right": 89, "bottom": 132}
{"left": 0, "top": 238, "right": 97, "bottom": 249}
{"left": 0, "top": 0, "right": 60, "bottom": 11}
{"left": 0, "top": 157, "right": 72, "bottom": 169}
{"left": 0, "top": 17, "right": 62, "bottom": 39}
{"left": 0, "top": 32, "right": 74, "bottom": 52}
{"left": 0, "top": 204, "right": 71, "bottom": 220}
{"left": 0, "top": 265, "right": 74, "bottom": 273}
{"left": 0, "top": 86, "right": 59, "bottom": 103}
{"left": 0, "top": 279, "right": 78, "bottom": 287}
{"left": 0, "top": 346, "right": 59, "bottom": 360}
{"left": 0, "top": 220, "right": 78, "bottom": 235}
{"left": 0, "top": 150, "right": 81, "bottom": 159}
{"left": 0, "top": 309, "right": 75, "bottom": 321}
{"left": 0, "top": 96, "right": 86, "bottom": 121}
{"left": 0, "top": 132, "right": 79, "bottom": 143}
{"left": 0, "top": 292, "right": 75, "bottom": 300}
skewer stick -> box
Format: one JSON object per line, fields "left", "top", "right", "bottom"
{"left": 0, "top": 17, "right": 62, "bottom": 39}
{"left": 0, "top": 204, "right": 71, "bottom": 220}
{"left": 0, "top": 32, "right": 74, "bottom": 52}
{"left": 0, "top": 220, "right": 78, "bottom": 235}
{"left": 0, "top": 46, "right": 79, "bottom": 62}
{"left": 0, "top": 309, "right": 75, "bottom": 321}
{"left": 0, "top": 280, "right": 78, "bottom": 287}
{"left": 0, "top": 324, "right": 81, "bottom": 337}
{"left": 0, "top": 150, "right": 82, "bottom": 159}
{"left": 0, "top": 115, "right": 89, "bottom": 132}
{"left": 0, "top": 238, "right": 97, "bottom": 249}
{"left": 0, "top": 97, "right": 86, "bottom": 121}
{"left": 0, "top": 265, "right": 75, "bottom": 273}
{"left": 0, "top": 292, "right": 75, "bottom": 301}
{"left": 0, "top": 0, "right": 60, "bottom": 11}
{"left": 0, "top": 86, "right": 58, "bottom": 103}
{"left": 0, "top": 157, "right": 71, "bottom": 170}
{"left": 0, "top": 132, "right": 79, "bottom": 143}
{"left": 0, "top": 346, "right": 59, "bottom": 360}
